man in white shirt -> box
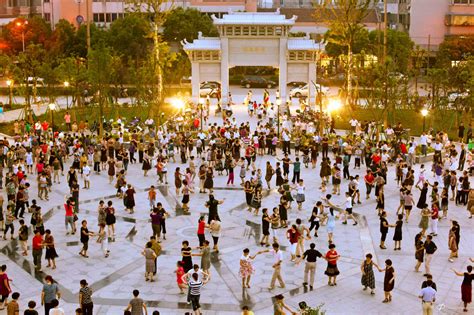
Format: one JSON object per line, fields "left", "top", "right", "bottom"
{"left": 419, "top": 133, "right": 428, "bottom": 156}
{"left": 407, "top": 142, "right": 416, "bottom": 167}
{"left": 82, "top": 164, "right": 91, "bottom": 189}
{"left": 432, "top": 140, "right": 443, "bottom": 164}
{"left": 282, "top": 130, "right": 291, "bottom": 155}
{"left": 267, "top": 107, "right": 275, "bottom": 125}
{"left": 349, "top": 118, "right": 358, "bottom": 133}
{"left": 269, "top": 243, "right": 285, "bottom": 290}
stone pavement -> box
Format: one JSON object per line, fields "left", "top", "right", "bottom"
{"left": 0, "top": 97, "right": 472, "bottom": 315}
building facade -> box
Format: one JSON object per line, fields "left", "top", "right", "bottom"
{"left": 409, "top": 0, "right": 474, "bottom": 49}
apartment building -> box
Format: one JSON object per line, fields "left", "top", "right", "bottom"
{"left": 409, "top": 0, "right": 474, "bottom": 49}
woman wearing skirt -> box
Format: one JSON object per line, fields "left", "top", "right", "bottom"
{"left": 295, "top": 179, "right": 305, "bottom": 210}
{"left": 44, "top": 229, "right": 58, "bottom": 269}
{"left": 324, "top": 243, "right": 340, "bottom": 286}
{"left": 361, "top": 253, "right": 381, "bottom": 295}
{"left": 452, "top": 266, "right": 473, "bottom": 312}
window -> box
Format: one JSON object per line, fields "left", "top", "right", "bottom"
{"left": 234, "top": 26, "right": 241, "bottom": 36}
{"left": 453, "top": 0, "right": 472, "bottom": 4}
{"left": 43, "top": 13, "right": 51, "bottom": 22}
{"left": 275, "top": 26, "right": 282, "bottom": 36}
{"left": 250, "top": 26, "right": 257, "bottom": 36}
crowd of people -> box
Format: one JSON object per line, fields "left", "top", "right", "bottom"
{"left": 0, "top": 91, "right": 472, "bottom": 315}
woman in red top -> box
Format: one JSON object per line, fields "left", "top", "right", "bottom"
{"left": 324, "top": 244, "right": 340, "bottom": 286}
{"left": 175, "top": 261, "right": 187, "bottom": 294}
{"left": 197, "top": 216, "right": 208, "bottom": 247}
{"left": 286, "top": 225, "right": 300, "bottom": 262}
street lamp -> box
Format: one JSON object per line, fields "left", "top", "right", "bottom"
{"left": 276, "top": 98, "right": 282, "bottom": 137}
{"left": 48, "top": 103, "right": 56, "bottom": 136}
{"left": 171, "top": 97, "right": 185, "bottom": 110}
{"left": 198, "top": 98, "right": 204, "bottom": 131}
{"left": 15, "top": 20, "right": 28, "bottom": 52}
{"left": 421, "top": 108, "right": 428, "bottom": 132}
{"left": 6, "top": 79, "right": 13, "bottom": 109}
{"left": 327, "top": 98, "right": 342, "bottom": 113}
{"left": 64, "top": 81, "right": 70, "bottom": 109}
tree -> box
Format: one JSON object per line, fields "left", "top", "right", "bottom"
{"left": 162, "top": 7, "right": 218, "bottom": 43}
{"left": 107, "top": 14, "right": 152, "bottom": 62}
{"left": 126, "top": 0, "right": 172, "bottom": 119}
{"left": 436, "top": 35, "right": 474, "bottom": 67}
{"left": 368, "top": 29, "right": 413, "bottom": 73}
{"left": 314, "top": 0, "right": 375, "bottom": 108}
{"left": 48, "top": 19, "right": 83, "bottom": 58}
{"left": 1, "top": 16, "right": 52, "bottom": 53}
{"left": 324, "top": 27, "right": 369, "bottom": 58}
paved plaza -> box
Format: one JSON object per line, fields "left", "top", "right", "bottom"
{"left": 0, "top": 95, "right": 473, "bottom": 315}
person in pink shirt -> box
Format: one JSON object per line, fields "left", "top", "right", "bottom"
{"left": 64, "top": 112, "right": 71, "bottom": 131}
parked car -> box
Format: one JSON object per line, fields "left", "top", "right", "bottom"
{"left": 289, "top": 84, "right": 329, "bottom": 98}
{"left": 200, "top": 81, "right": 220, "bottom": 98}
{"left": 287, "top": 81, "right": 307, "bottom": 88}
{"left": 20, "top": 77, "right": 45, "bottom": 87}
{"left": 240, "top": 76, "right": 276, "bottom": 89}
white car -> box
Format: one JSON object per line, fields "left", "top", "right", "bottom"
{"left": 289, "top": 84, "right": 329, "bottom": 98}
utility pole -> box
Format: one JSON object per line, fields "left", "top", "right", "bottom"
{"left": 383, "top": 0, "right": 388, "bottom": 63}
{"left": 86, "top": 0, "right": 91, "bottom": 53}
{"left": 383, "top": 0, "right": 389, "bottom": 128}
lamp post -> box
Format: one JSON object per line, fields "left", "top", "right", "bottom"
{"left": 64, "top": 81, "right": 70, "bottom": 109}
{"left": 198, "top": 98, "right": 204, "bottom": 131}
{"left": 421, "top": 108, "right": 428, "bottom": 132}
{"left": 276, "top": 98, "right": 281, "bottom": 137}
{"left": 6, "top": 79, "right": 13, "bottom": 109}
{"left": 16, "top": 20, "right": 28, "bottom": 52}
{"left": 48, "top": 103, "right": 56, "bottom": 136}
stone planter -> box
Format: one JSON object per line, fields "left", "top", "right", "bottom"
{"left": 415, "top": 153, "right": 434, "bottom": 164}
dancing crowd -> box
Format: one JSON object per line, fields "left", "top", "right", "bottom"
{"left": 0, "top": 94, "right": 472, "bottom": 315}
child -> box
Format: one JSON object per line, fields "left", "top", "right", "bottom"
{"left": 148, "top": 186, "right": 156, "bottom": 210}
{"left": 24, "top": 300, "right": 39, "bottom": 315}
{"left": 6, "top": 292, "right": 19, "bottom": 315}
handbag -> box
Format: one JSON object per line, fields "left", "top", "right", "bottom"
{"left": 73, "top": 214, "right": 79, "bottom": 222}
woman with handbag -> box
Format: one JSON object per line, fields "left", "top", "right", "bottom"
{"left": 64, "top": 198, "right": 76, "bottom": 235}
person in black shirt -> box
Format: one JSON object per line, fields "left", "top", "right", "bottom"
{"left": 79, "top": 220, "right": 94, "bottom": 258}
{"left": 379, "top": 211, "right": 394, "bottom": 249}
{"left": 424, "top": 235, "right": 437, "bottom": 274}
{"left": 421, "top": 274, "right": 437, "bottom": 291}
{"left": 205, "top": 194, "right": 223, "bottom": 224}
{"left": 260, "top": 208, "right": 271, "bottom": 246}
{"left": 302, "top": 243, "right": 323, "bottom": 289}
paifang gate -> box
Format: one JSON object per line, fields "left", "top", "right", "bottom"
{"left": 182, "top": 10, "right": 324, "bottom": 105}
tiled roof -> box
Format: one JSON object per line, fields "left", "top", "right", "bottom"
{"left": 181, "top": 38, "right": 221, "bottom": 50}
{"left": 287, "top": 38, "right": 321, "bottom": 50}
{"left": 212, "top": 12, "right": 297, "bottom": 25}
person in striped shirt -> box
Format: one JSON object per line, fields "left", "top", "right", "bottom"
{"left": 188, "top": 272, "right": 209, "bottom": 315}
